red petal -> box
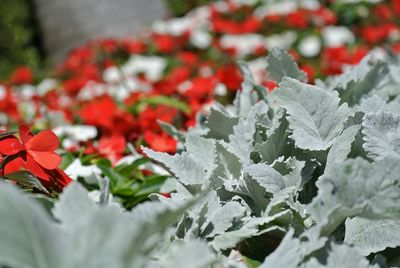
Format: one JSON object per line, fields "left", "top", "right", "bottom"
{"left": 26, "top": 155, "right": 50, "bottom": 181}
{"left": 0, "top": 137, "right": 24, "bottom": 155}
{"left": 25, "top": 130, "right": 59, "bottom": 152}
{"left": 53, "top": 168, "right": 72, "bottom": 187}
{"left": 19, "top": 125, "right": 34, "bottom": 143}
{"left": 27, "top": 151, "right": 61, "bottom": 170}
{"left": 3, "top": 157, "right": 26, "bottom": 175}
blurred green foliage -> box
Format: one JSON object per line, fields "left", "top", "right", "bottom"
{"left": 165, "top": 0, "right": 215, "bottom": 17}
{"left": 0, "top": 0, "right": 41, "bottom": 81}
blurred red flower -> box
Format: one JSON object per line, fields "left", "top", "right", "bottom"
{"left": 11, "top": 67, "right": 33, "bottom": 85}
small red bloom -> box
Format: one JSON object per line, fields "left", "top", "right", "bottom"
{"left": 11, "top": 67, "right": 33, "bottom": 85}
{"left": 143, "top": 131, "right": 177, "bottom": 154}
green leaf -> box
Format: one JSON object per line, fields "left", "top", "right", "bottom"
{"left": 273, "top": 78, "right": 349, "bottom": 151}
{"left": 158, "top": 120, "right": 185, "bottom": 142}
{"left": 2, "top": 171, "right": 49, "bottom": 194}
{"left": 135, "top": 95, "right": 191, "bottom": 114}
{"left": 345, "top": 217, "right": 400, "bottom": 256}
{"left": 362, "top": 111, "right": 400, "bottom": 161}
{"left": 243, "top": 256, "right": 261, "bottom": 268}
{"left": 0, "top": 130, "right": 18, "bottom": 139}
{"left": 265, "top": 47, "right": 307, "bottom": 83}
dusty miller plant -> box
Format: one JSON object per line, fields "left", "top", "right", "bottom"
{"left": 1, "top": 48, "right": 400, "bottom": 267}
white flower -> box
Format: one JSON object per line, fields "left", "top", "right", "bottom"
{"left": 103, "top": 66, "right": 123, "bottom": 83}
{"left": 190, "top": 29, "right": 212, "bottom": 49}
{"left": 19, "top": 85, "right": 37, "bottom": 100}
{"left": 37, "top": 79, "right": 58, "bottom": 96}
{"left": 255, "top": 0, "right": 319, "bottom": 17}
{"left": 153, "top": 17, "right": 192, "bottom": 36}
{"left": 64, "top": 159, "right": 101, "bottom": 184}
{"left": 77, "top": 81, "right": 106, "bottom": 101}
{"left": 122, "top": 55, "right": 166, "bottom": 81}
{"left": 0, "top": 85, "right": 6, "bottom": 100}
{"left": 336, "top": 0, "right": 381, "bottom": 3}
{"left": 214, "top": 83, "right": 227, "bottom": 96}
{"left": 264, "top": 32, "right": 297, "bottom": 50}
{"left": 298, "top": 35, "right": 321, "bottom": 58}
{"left": 322, "top": 26, "right": 355, "bottom": 47}
{"left": 220, "top": 34, "right": 266, "bottom": 57}
{"left": 247, "top": 58, "right": 267, "bottom": 84}
{"left": 53, "top": 125, "right": 97, "bottom": 142}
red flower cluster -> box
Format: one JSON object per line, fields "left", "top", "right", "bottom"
{"left": 0, "top": 126, "right": 71, "bottom": 191}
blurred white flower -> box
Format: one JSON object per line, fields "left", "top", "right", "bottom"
{"left": 255, "top": 0, "right": 319, "bottom": 17}
{"left": 0, "top": 85, "right": 6, "bottom": 100}
{"left": 37, "top": 79, "right": 58, "bottom": 96}
{"left": 19, "top": 85, "right": 37, "bottom": 100}
{"left": 153, "top": 17, "right": 192, "bottom": 36}
{"left": 122, "top": 55, "right": 166, "bottom": 81}
{"left": 323, "top": 26, "right": 355, "bottom": 47}
{"left": 190, "top": 29, "right": 212, "bottom": 49}
{"left": 65, "top": 159, "right": 101, "bottom": 184}
{"left": 53, "top": 125, "right": 97, "bottom": 142}
{"left": 220, "top": 34, "right": 266, "bottom": 57}
{"left": 103, "top": 66, "right": 123, "bottom": 83}
{"left": 214, "top": 83, "right": 227, "bottom": 96}
{"left": 298, "top": 35, "right": 321, "bottom": 57}
{"left": 265, "top": 32, "right": 297, "bottom": 50}
{"left": 247, "top": 58, "right": 267, "bottom": 84}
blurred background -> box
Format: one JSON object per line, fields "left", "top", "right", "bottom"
{"left": 0, "top": 0, "right": 212, "bottom": 80}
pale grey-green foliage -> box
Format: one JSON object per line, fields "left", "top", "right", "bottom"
{"left": 308, "top": 158, "right": 400, "bottom": 236}
{"left": 304, "top": 243, "right": 378, "bottom": 268}
{"left": 266, "top": 47, "right": 308, "bottom": 83}
{"left": 362, "top": 111, "right": 400, "bottom": 161}
{"left": 273, "top": 78, "right": 349, "bottom": 151}
{"left": 345, "top": 217, "right": 400, "bottom": 256}
{"left": 0, "top": 182, "right": 216, "bottom": 268}
{"left": 3, "top": 50, "right": 400, "bottom": 267}
{"left": 144, "top": 51, "right": 400, "bottom": 267}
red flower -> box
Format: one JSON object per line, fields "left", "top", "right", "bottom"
{"left": 287, "top": 11, "right": 309, "bottom": 29}
{"left": 153, "top": 34, "right": 175, "bottom": 53}
{"left": 11, "top": 67, "right": 33, "bottom": 85}
{"left": 216, "top": 64, "right": 243, "bottom": 91}
{"left": 0, "top": 126, "right": 71, "bottom": 191}
{"left": 143, "top": 131, "right": 177, "bottom": 154}
{"left": 98, "top": 135, "right": 126, "bottom": 165}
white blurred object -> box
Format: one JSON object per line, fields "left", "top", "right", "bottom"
{"left": 0, "top": 86, "right": 6, "bottom": 100}
{"left": 323, "top": 26, "right": 355, "bottom": 47}
{"left": 53, "top": 125, "right": 97, "bottom": 142}
{"left": 298, "top": 35, "right": 321, "bottom": 58}
{"left": 65, "top": 159, "right": 101, "bottom": 184}
{"left": 37, "top": 79, "right": 58, "bottom": 96}
{"left": 122, "top": 55, "right": 166, "bottom": 81}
